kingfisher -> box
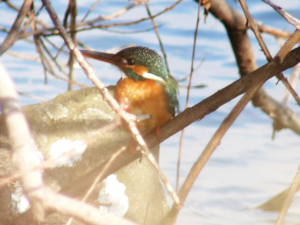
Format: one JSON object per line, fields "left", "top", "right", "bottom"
{"left": 80, "top": 46, "right": 179, "bottom": 138}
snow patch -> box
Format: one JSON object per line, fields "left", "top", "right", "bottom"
{"left": 49, "top": 138, "right": 87, "bottom": 167}
{"left": 98, "top": 174, "right": 129, "bottom": 217}
{"left": 11, "top": 182, "right": 30, "bottom": 214}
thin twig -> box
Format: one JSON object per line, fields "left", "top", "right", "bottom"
{"left": 33, "top": 35, "right": 49, "bottom": 84}
{"left": 145, "top": 3, "right": 170, "bottom": 74}
{"left": 67, "top": 0, "right": 77, "bottom": 91}
{"left": 0, "top": 26, "right": 11, "bottom": 33}
{"left": 51, "top": 72, "right": 89, "bottom": 88}
{"left": 261, "top": 1, "right": 300, "bottom": 63}
{"left": 40, "top": 36, "right": 68, "bottom": 75}
{"left": 256, "top": 21, "right": 291, "bottom": 40}
{"left": 21, "top": 2, "right": 140, "bottom": 38}
{"left": 18, "top": 92, "right": 48, "bottom": 102}
{"left": 82, "top": 147, "right": 127, "bottom": 203}
{"left": 281, "top": 63, "right": 300, "bottom": 105}
{"left": 3, "top": 1, "right": 20, "bottom": 11}
{"left": 275, "top": 165, "right": 300, "bottom": 225}
{"left": 178, "top": 84, "right": 206, "bottom": 89}
{"left": 0, "top": 26, "right": 34, "bottom": 44}
{"left": 100, "top": 24, "right": 164, "bottom": 34}
{"left": 54, "top": 43, "right": 67, "bottom": 60}
{"left": 85, "top": 2, "right": 141, "bottom": 24}
{"left": 76, "top": 1, "right": 180, "bottom": 33}
{"left": 176, "top": 0, "right": 202, "bottom": 192}
{"left": 21, "top": 0, "right": 182, "bottom": 39}
{"left": 7, "top": 48, "right": 86, "bottom": 88}
{"left": 66, "top": 147, "right": 127, "bottom": 225}
{"left": 20, "top": 7, "right": 36, "bottom": 33}
{"left": 273, "top": 63, "right": 300, "bottom": 139}
{"left": 43, "top": 35, "right": 69, "bottom": 55}
{"left": 177, "top": 53, "right": 207, "bottom": 82}
{"left": 7, "top": 50, "right": 40, "bottom": 61}
{"left": 37, "top": 37, "right": 58, "bottom": 79}
{"left": 81, "top": 0, "right": 102, "bottom": 22}
{"left": 262, "top": 0, "right": 300, "bottom": 30}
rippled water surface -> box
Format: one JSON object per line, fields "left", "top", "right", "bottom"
{"left": 1, "top": 0, "right": 300, "bottom": 224}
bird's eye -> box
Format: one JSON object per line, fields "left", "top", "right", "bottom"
{"left": 127, "top": 58, "right": 135, "bottom": 65}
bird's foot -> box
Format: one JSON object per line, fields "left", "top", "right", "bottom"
{"left": 128, "top": 138, "right": 142, "bottom": 155}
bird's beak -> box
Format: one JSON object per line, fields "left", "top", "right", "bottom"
{"left": 80, "top": 50, "right": 118, "bottom": 65}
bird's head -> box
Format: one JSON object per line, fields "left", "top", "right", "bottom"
{"left": 81, "top": 46, "right": 168, "bottom": 85}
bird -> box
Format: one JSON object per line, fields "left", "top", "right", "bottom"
{"left": 80, "top": 46, "right": 179, "bottom": 139}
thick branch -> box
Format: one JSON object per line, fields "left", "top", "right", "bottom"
{"left": 146, "top": 46, "right": 300, "bottom": 148}
{"left": 60, "top": 46, "right": 300, "bottom": 199}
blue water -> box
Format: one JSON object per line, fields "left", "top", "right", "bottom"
{"left": 1, "top": 0, "right": 300, "bottom": 224}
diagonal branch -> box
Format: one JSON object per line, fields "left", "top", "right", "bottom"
{"left": 60, "top": 46, "right": 300, "bottom": 202}
{"left": 262, "top": 0, "right": 300, "bottom": 29}
{"left": 0, "top": 0, "right": 33, "bottom": 55}
{"left": 275, "top": 165, "right": 300, "bottom": 225}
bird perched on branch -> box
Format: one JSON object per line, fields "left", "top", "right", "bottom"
{"left": 81, "top": 46, "right": 178, "bottom": 139}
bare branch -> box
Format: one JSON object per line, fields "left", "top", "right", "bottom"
{"left": 143, "top": 45, "right": 300, "bottom": 158}
{"left": 67, "top": 0, "right": 77, "bottom": 90}
{"left": 145, "top": 3, "right": 170, "bottom": 74}
{"left": 238, "top": 0, "right": 300, "bottom": 130}
{"left": 0, "top": 0, "right": 33, "bottom": 55}
{"left": 176, "top": 0, "right": 202, "bottom": 192}
{"left": 20, "top": 0, "right": 182, "bottom": 39}
{"left": 275, "top": 165, "right": 300, "bottom": 225}
{"left": 262, "top": 0, "right": 300, "bottom": 29}
{"left": 81, "top": 0, "right": 102, "bottom": 22}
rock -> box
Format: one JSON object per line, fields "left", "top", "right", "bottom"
{"left": 0, "top": 87, "right": 168, "bottom": 225}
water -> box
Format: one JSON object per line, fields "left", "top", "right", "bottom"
{"left": 1, "top": 0, "right": 300, "bottom": 224}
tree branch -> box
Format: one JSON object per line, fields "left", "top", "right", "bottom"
{"left": 0, "top": 0, "right": 33, "bottom": 55}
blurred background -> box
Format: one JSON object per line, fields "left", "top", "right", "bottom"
{"left": 1, "top": 0, "right": 300, "bottom": 224}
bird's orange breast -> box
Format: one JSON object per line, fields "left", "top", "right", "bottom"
{"left": 114, "top": 78, "right": 172, "bottom": 134}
